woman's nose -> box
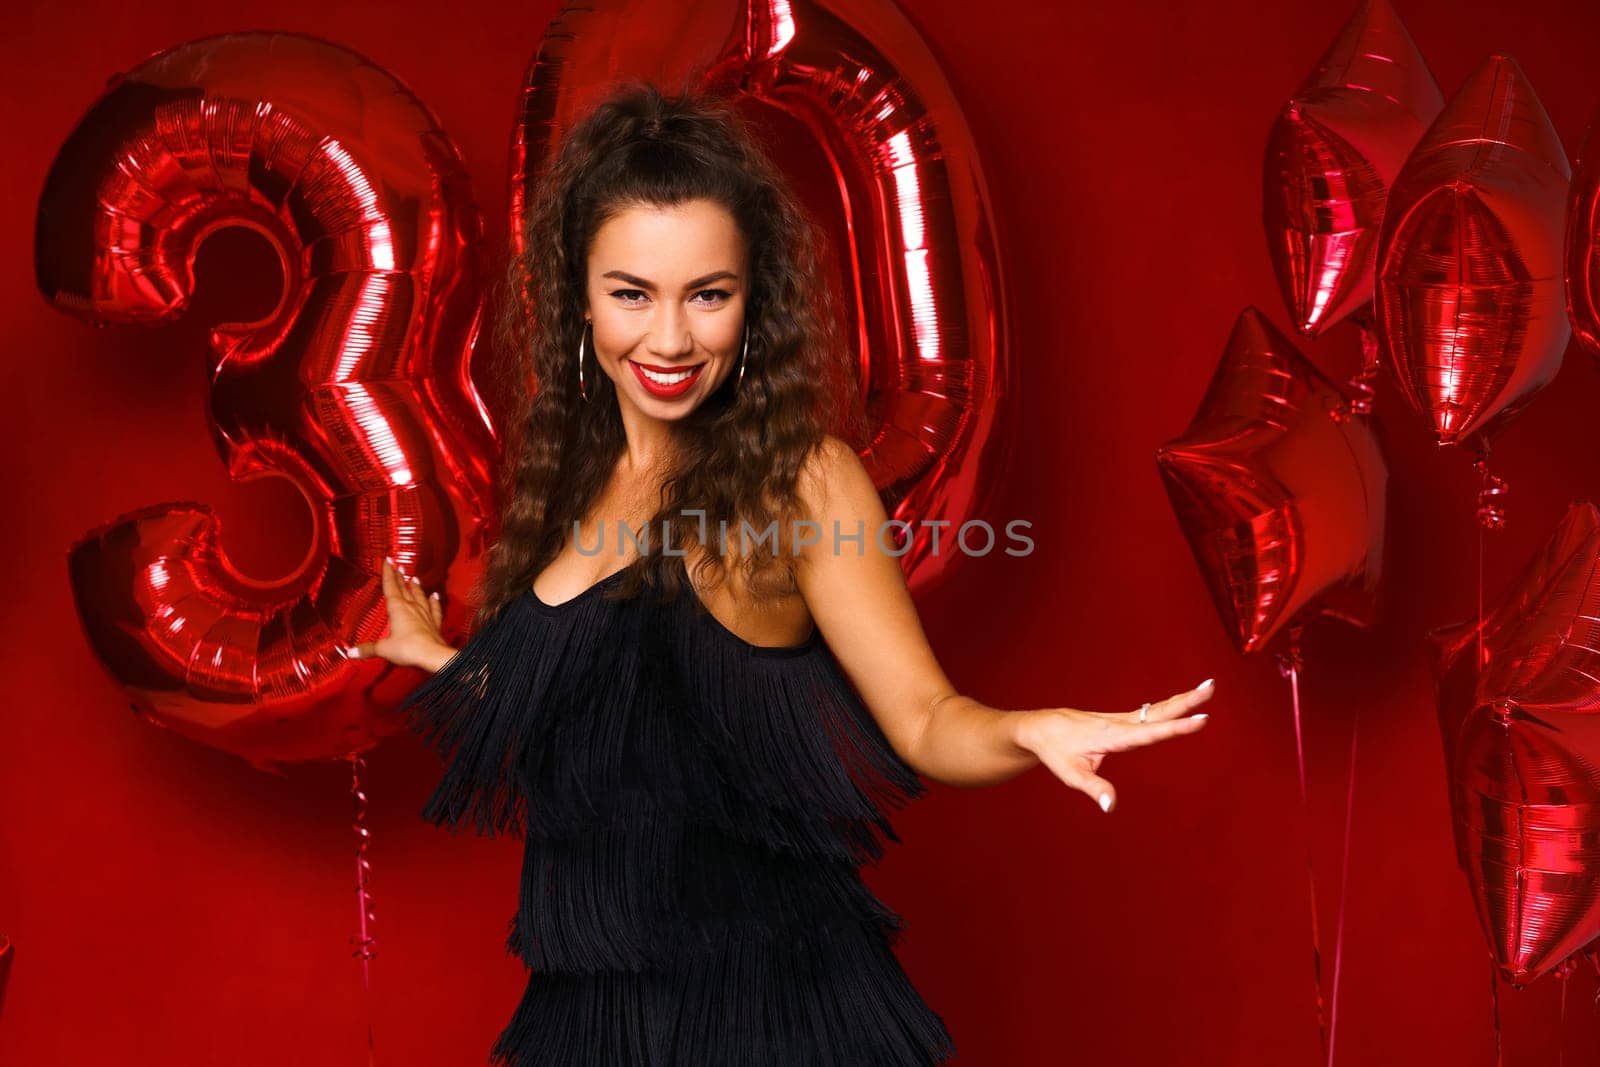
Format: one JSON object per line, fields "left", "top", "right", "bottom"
{"left": 644, "top": 306, "right": 695, "bottom": 359}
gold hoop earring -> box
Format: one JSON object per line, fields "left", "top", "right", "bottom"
{"left": 577, "top": 321, "right": 592, "bottom": 403}
{"left": 736, "top": 323, "right": 748, "bottom": 391}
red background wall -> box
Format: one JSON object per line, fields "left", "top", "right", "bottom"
{"left": 7, "top": 1, "right": 1600, "bottom": 1064}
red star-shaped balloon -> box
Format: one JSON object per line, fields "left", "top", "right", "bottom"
{"left": 1264, "top": 0, "right": 1443, "bottom": 338}
{"left": 1375, "top": 52, "right": 1571, "bottom": 446}
{"left": 1431, "top": 502, "right": 1600, "bottom": 986}
{"left": 1156, "top": 307, "right": 1387, "bottom": 656}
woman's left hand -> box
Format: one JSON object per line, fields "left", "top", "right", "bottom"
{"left": 1012, "top": 680, "right": 1215, "bottom": 813}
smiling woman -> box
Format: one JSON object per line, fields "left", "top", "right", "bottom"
{"left": 478, "top": 79, "right": 862, "bottom": 620}
{"left": 361, "top": 81, "right": 961, "bottom": 1065}
{"left": 585, "top": 203, "right": 746, "bottom": 409}
{"left": 349, "top": 77, "right": 1210, "bottom": 1067}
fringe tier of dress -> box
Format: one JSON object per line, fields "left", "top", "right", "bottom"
{"left": 401, "top": 558, "right": 956, "bottom": 1065}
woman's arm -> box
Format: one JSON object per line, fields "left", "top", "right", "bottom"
{"left": 794, "top": 436, "right": 1212, "bottom": 810}
{"left": 418, "top": 642, "right": 460, "bottom": 674}
{"left": 917, "top": 694, "right": 1039, "bottom": 788}
{"left": 346, "top": 559, "right": 461, "bottom": 675}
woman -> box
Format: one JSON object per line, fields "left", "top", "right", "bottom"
{"left": 350, "top": 81, "right": 1213, "bottom": 1065}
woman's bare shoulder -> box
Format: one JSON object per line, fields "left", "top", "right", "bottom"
{"left": 795, "top": 434, "right": 862, "bottom": 502}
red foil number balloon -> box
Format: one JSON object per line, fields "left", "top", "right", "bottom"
{"left": 1156, "top": 308, "right": 1388, "bottom": 656}
{"left": 1264, "top": 0, "right": 1443, "bottom": 339}
{"left": 1431, "top": 502, "right": 1600, "bottom": 985}
{"left": 36, "top": 33, "right": 494, "bottom": 769}
{"left": 1374, "top": 52, "right": 1572, "bottom": 446}
{"left": 510, "top": 0, "right": 1011, "bottom": 594}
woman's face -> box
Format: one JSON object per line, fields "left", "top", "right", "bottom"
{"left": 583, "top": 197, "right": 748, "bottom": 421}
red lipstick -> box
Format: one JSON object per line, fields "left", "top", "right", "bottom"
{"left": 629, "top": 359, "right": 705, "bottom": 399}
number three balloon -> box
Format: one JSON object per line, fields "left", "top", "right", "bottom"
{"left": 36, "top": 33, "right": 494, "bottom": 769}
{"left": 511, "top": 0, "right": 1012, "bottom": 594}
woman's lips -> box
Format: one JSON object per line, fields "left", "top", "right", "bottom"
{"left": 629, "top": 359, "right": 705, "bottom": 399}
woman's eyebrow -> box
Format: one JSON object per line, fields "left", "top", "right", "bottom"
{"left": 600, "top": 269, "right": 740, "bottom": 290}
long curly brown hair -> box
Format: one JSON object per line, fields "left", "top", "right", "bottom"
{"left": 467, "top": 79, "right": 862, "bottom": 628}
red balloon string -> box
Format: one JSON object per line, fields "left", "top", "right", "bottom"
{"left": 1488, "top": 950, "right": 1504, "bottom": 1066}
{"left": 1346, "top": 313, "right": 1380, "bottom": 418}
{"left": 348, "top": 752, "right": 378, "bottom": 1066}
{"left": 1473, "top": 456, "right": 1503, "bottom": 1065}
{"left": 1475, "top": 541, "right": 1485, "bottom": 680}
{"left": 1592, "top": 945, "right": 1600, "bottom": 1009}
{"left": 1555, "top": 955, "right": 1577, "bottom": 1067}
{"left": 1473, "top": 438, "right": 1509, "bottom": 533}
{"left": 1274, "top": 624, "right": 1330, "bottom": 1065}
{"left": 1324, "top": 701, "right": 1360, "bottom": 1067}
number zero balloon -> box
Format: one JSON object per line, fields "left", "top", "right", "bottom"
{"left": 509, "top": 0, "right": 1012, "bottom": 595}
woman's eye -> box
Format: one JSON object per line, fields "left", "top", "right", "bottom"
{"left": 607, "top": 288, "right": 730, "bottom": 306}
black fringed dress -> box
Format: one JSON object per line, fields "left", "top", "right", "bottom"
{"left": 400, "top": 556, "right": 957, "bottom": 1065}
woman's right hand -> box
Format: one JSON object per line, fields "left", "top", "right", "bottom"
{"left": 345, "top": 557, "right": 454, "bottom": 671}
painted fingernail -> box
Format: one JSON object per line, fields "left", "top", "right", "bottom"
{"left": 431, "top": 591, "right": 439, "bottom": 601}
{"left": 1193, "top": 713, "right": 1208, "bottom": 722}
{"left": 1197, "top": 678, "right": 1214, "bottom": 691}
{"left": 345, "top": 646, "right": 363, "bottom": 659}
{"left": 1098, "top": 792, "right": 1112, "bottom": 813}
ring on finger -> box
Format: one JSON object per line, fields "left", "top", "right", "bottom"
{"left": 1138, "top": 702, "right": 1150, "bottom": 723}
